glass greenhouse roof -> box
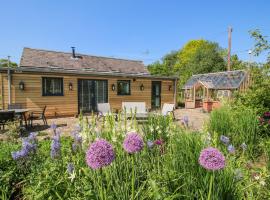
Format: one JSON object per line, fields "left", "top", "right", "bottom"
{"left": 183, "top": 70, "right": 247, "bottom": 89}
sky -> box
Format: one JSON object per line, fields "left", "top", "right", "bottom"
{"left": 0, "top": 0, "right": 270, "bottom": 65}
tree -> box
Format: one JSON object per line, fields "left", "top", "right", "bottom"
{"left": 0, "top": 58, "right": 18, "bottom": 68}
{"left": 147, "top": 51, "right": 178, "bottom": 76}
{"left": 234, "top": 29, "right": 270, "bottom": 114}
{"left": 175, "top": 39, "right": 226, "bottom": 87}
{"left": 249, "top": 29, "right": 270, "bottom": 61}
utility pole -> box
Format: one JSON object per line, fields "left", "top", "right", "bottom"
{"left": 7, "top": 56, "right": 11, "bottom": 105}
{"left": 227, "top": 26, "right": 232, "bottom": 71}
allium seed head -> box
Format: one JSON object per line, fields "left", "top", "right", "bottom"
{"left": 199, "top": 147, "right": 225, "bottom": 171}
{"left": 123, "top": 132, "right": 144, "bottom": 153}
{"left": 86, "top": 139, "right": 115, "bottom": 169}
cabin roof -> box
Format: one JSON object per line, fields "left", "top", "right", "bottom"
{"left": 20, "top": 47, "right": 150, "bottom": 75}
{"left": 183, "top": 70, "right": 248, "bottom": 89}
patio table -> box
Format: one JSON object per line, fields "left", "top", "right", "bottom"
{"left": 8, "top": 109, "right": 30, "bottom": 127}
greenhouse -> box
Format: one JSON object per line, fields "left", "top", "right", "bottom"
{"left": 183, "top": 70, "right": 249, "bottom": 112}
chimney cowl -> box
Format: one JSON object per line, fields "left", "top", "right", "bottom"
{"left": 71, "top": 47, "right": 76, "bottom": 58}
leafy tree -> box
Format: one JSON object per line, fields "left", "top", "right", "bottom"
{"left": 0, "top": 59, "right": 18, "bottom": 68}
{"left": 234, "top": 30, "right": 270, "bottom": 114}
{"left": 175, "top": 39, "right": 226, "bottom": 87}
{"left": 249, "top": 29, "right": 270, "bottom": 61}
{"left": 148, "top": 51, "right": 178, "bottom": 76}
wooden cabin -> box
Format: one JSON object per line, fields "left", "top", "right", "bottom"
{"left": 183, "top": 70, "right": 249, "bottom": 112}
{"left": 0, "top": 47, "right": 177, "bottom": 117}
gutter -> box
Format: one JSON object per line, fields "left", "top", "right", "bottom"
{"left": 7, "top": 67, "right": 11, "bottom": 105}
{"left": 0, "top": 67, "right": 178, "bottom": 80}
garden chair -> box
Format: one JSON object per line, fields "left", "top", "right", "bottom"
{"left": 122, "top": 102, "right": 148, "bottom": 119}
{"left": 97, "top": 103, "right": 118, "bottom": 120}
{"left": 97, "top": 103, "right": 111, "bottom": 116}
{"left": 0, "top": 110, "right": 15, "bottom": 130}
{"left": 154, "top": 103, "right": 175, "bottom": 119}
{"left": 28, "top": 106, "right": 47, "bottom": 127}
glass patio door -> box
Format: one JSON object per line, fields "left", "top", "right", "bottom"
{"left": 151, "top": 81, "right": 161, "bottom": 109}
{"left": 78, "top": 79, "right": 108, "bottom": 113}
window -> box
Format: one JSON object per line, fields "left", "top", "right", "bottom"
{"left": 117, "top": 80, "right": 130, "bottom": 95}
{"left": 42, "top": 77, "right": 63, "bottom": 96}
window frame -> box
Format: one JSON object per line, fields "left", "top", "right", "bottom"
{"left": 117, "top": 80, "right": 131, "bottom": 96}
{"left": 42, "top": 77, "right": 64, "bottom": 96}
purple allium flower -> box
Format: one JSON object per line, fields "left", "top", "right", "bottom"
{"left": 147, "top": 140, "right": 154, "bottom": 148}
{"left": 199, "top": 147, "right": 225, "bottom": 171}
{"left": 50, "top": 136, "right": 61, "bottom": 159}
{"left": 182, "top": 116, "right": 189, "bottom": 126}
{"left": 86, "top": 139, "right": 115, "bottom": 169}
{"left": 98, "top": 112, "right": 103, "bottom": 117}
{"left": 28, "top": 132, "right": 38, "bottom": 142}
{"left": 154, "top": 139, "right": 164, "bottom": 146}
{"left": 123, "top": 132, "right": 144, "bottom": 153}
{"left": 11, "top": 149, "right": 28, "bottom": 160}
{"left": 72, "top": 143, "right": 78, "bottom": 152}
{"left": 264, "top": 111, "right": 270, "bottom": 117}
{"left": 67, "top": 163, "right": 75, "bottom": 174}
{"left": 11, "top": 137, "right": 37, "bottom": 160}
{"left": 51, "top": 122, "right": 57, "bottom": 131}
{"left": 71, "top": 131, "right": 82, "bottom": 153}
{"left": 220, "top": 135, "right": 230, "bottom": 145}
{"left": 74, "top": 124, "right": 82, "bottom": 132}
{"left": 227, "top": 144, "right": 235, "bottom": 154}
{"left": 240, "top": 143, "right": 247, "bottom": 151}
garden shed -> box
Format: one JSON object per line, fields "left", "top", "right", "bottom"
{"left": 183, "top": 70, "right": 249, "bottom": 112}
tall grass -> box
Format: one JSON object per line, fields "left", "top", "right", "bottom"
{"left": 208, "top": 105, "right": 259, "bottom": 157}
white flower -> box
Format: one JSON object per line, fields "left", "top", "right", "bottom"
{"left": 112, "top": 136, "right": 117, "bottom": 143}
{"left": 149, "top": 127, "right": 154, "bottom": 133}
{"left": 259, "top": 180, "right": 266, "bottom": 186}
{"left": 68, "top": 171, "right": 76, "bottom": 182}
{"left": 254, "top": 175, "right": 260, "bottom": 180}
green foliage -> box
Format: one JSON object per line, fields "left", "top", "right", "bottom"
{"left": 235, "top": 64, "right": 270, "bottom": 114}
{"left": 175, "top": 39, "right": 226, "bottom": 87}
{"left": 249, "top": 29, "right": 270, "bottom": 61}
{"left": 208, "top": 105, "right": 259, "bottom": 157}
{"left": 147, "top": 51, "right": 178, "bottom": 76}
{"left": 148, "top": 39, "right": 229, "bottom": 89}
{"left": 0, "top": 59, "right": 17, "bottom": 68}
{"left": 0, "top": 113, "right": 269, "bottom": 199}
{"left": 5, "top": 120, "right": 22, "bottom": 141}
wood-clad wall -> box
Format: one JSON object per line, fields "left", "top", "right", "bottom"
{"left": 0, "top": 72, "right": 175, "bottom": 117}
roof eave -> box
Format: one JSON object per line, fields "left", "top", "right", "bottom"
{"left": 0, "top": 67, "right": 178, "bottom": 80}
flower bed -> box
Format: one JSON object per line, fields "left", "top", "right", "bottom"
{"left": 0, "top": 111, "right": 269, "bottom": 199}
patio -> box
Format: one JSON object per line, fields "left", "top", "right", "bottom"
{"left": 0, "top": 108, "right": 209, "bottom": 141}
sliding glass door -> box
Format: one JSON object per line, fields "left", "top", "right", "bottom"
{"left": 78, "top": 79, "right": 108, "bottom": 113}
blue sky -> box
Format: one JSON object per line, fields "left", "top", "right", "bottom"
{"left": 0, "top": 0, "right": 269, "bottom": 65}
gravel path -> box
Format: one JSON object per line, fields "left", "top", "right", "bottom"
{"left": 174, "top": 108, "right": 210, "bottom": 131}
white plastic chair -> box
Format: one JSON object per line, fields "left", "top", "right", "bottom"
{"left": 160, "top": 103, "right": 175, "bottom": 119}
{"left": 97, "top": 103, "right": 111, "bottom": 116}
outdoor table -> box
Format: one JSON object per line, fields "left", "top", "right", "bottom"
{"left": 8, "top": 109, "right": 30, "bottom": 127}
